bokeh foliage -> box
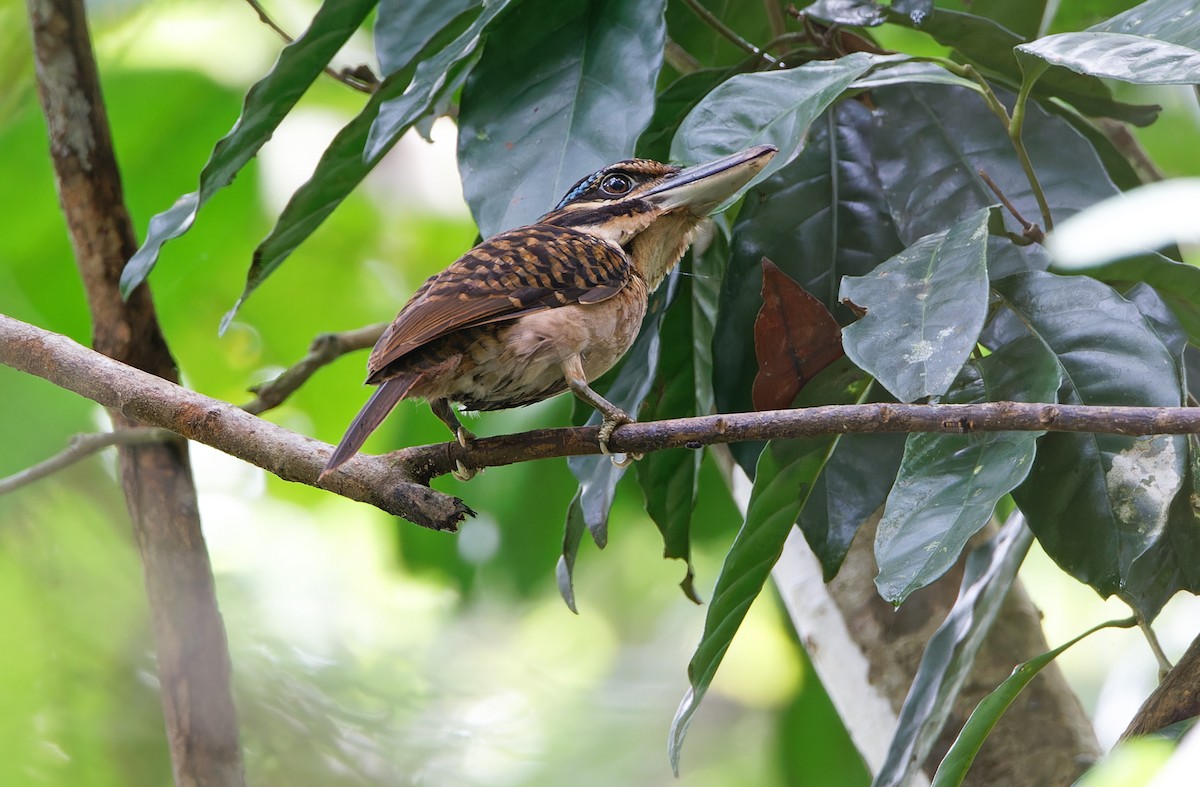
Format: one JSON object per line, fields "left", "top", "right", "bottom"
{"left": 4, "top": 0, "right": 1200, "bottom": 784}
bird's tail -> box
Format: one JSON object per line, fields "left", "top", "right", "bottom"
{"left": 319, "top": 375, "right": 418, "bottom": 480}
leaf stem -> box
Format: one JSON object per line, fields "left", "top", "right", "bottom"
{"left": 1009, "top": 74, "right": 1054, "bottom": 231}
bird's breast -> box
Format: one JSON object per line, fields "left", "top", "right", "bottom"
{"left": 406, "top": 277, "right": 649, "bottom": 411}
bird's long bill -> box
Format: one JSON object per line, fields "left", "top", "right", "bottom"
{"left": 641, "top": 144, "right": 777, "bottom": 215}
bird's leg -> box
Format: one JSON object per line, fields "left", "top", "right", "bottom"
{"left": 560, "top": 355, "right": 641, "bottom": 467}
{"left": 431, "top": 398, "right": 476, "bottom": 481}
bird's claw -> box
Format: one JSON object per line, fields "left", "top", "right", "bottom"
{"left": 452, "top": 460, "right": 476, "bottom": 482}
{"left": 598, "top": 412, "right": 639, "bottom": 467}
{"left": 451, "top": 427, "right": 477, "bottom": 480}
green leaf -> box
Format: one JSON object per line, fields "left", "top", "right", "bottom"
{"left": 870, "top": 83, "right": 1119, "bottom": 245}
{"left": 797, "top": 433, "right": 906, "bottom": 580}
{"left": 902, "top": 8, "right": 1160, "bottom": 125}
{"left": 840, "top": 208, "right": 992, "bottom": 404}
{"left": 848, "top": 59, "right": 984, "bottom": 92}
{"left": 1123, "top": 433, "right": 1200, "bottom": 619}
{"left": 997, "top": 271, "right": 1186, "bottom": 597}
{"left": 1017, "top": 32, "right": 1200, "bottom": 85}
{"left": 670, "top": 52, "right": 896, "bottom": 189}
{"left": 364, "top": 0, "right": 515, "bottom": 161}
{"left": 875, "top": 514, "right": 1034, "bottom": 787}
{"left": 232, "top": 2, "right": 507, "bottom": 327}
{"left": 1072, "top": 252, "right": 1200, "bottom": 347}
{"left": 967, "top": 0, "right": 1052, "bottom": 40}
{"left": 669, "top": 360, "right": 868, "bottom": 773}
{"left": 931, "top": 616, "right": 1137, "bottom": 787}
{"left": 119, "top": 0, "right": 379, "bottom": 297}
{"left": 670, "top": 433, "right": 835, "bottom": 776}
{"left": 663, "top": 0, "right": 772, "bottom": 70}
{"left": 715, "top": 104, "right": 904, "bottom": 425}
{"left": 636, "top": 68, "right": 728, "bottom": 162}
{"left": 1093, "top": 0, "right": 1200, "bottom": 46}
{"left": 636, "top": 260, "right": 708, "bottom": 602}
{"left": 375, "top": 0, "right": 478, "bottom": 76}
{"left": 805, "top": 0, "right": 887, "bottom": 27}
{"left": 873, "top": 336, "right": 1060, "bottom": 604}
{"left": 555, "top": 493, "right": 589, "bottom": 614}
{"left": 457, "top": 0, "right": 666, "bottom": 237}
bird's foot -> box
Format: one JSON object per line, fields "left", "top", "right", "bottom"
{"left": 452, "top": 427, "right": 477, "bottom": 481}
{"left": 598, "top": 411, "right": 641, "bottom": 468}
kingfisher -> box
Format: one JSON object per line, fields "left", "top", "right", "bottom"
{"left": 320, "top": 143, "right": 777, "bottom": 481}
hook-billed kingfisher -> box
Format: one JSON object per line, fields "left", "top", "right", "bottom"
{"left": 321, "top": 143, "right": 777, "bottom": 480}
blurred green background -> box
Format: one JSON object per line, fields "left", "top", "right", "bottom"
{"left": 2, "top": 1, "right": 1198, "bottom": 785}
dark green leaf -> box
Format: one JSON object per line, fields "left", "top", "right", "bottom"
{"left": 365, "top": 0, "right": 515, "bottom": 161}
{"left": 874, "top": 336, "right": 1060, "bottom": 603}
{"left": 893, "top": 0, "right": 934, "bottom": 25}
{"left": 1017, "top": 33, "right": 1200, "bottom": 85}
{"left": 457, "top": 0, "right": 667, "bottom": 237}
{"left": 805, "top": 0, "right": 887, "bottom": 27}
{"left": 967, "top": 0, "right": 1051, "bottom": 40}
{"left": 1123, "top": 434, "right": 1200, "bottom": 619}
{"left": 895, "top": 8, "right": 1159, "bottom": 125}
{"left": 555, "top": 493, "right": 589, "bottom": 613}
{"left": 670, "top": 359, "right": 868, "bottom": 773}
{"left": 931, "top": 617, "right": 1137, "bottom": 787}
{"left": 670, "top": 433, "right": 834, "bottom": 775}
{"left": 876, "top": 515, "right": 1034, "bottom": 787}
{"left": 230, "top": 4, "right": 504, "bottom": 326}
{"left": 636, "top": 261, "right": 706, "bottom": 602}
{"left": 840, "top": 208, "right": 992, "bottom": 404}
{"left": 1092, "top": 0, "right": 1200, "bottom": 48}
{"left": 375, "top": 0, "right": 478, "bottom": 76}
{"left": 663, "top": 0, "right": 773, "bottom": 70}
{"left": 637, "top": 68, "right": 728, "bottom": 162}
{"left": 715, "top": 103, "right": 903, "bottom": 425}
{"left": 849, "top": 60, "right": 983, "bottom": 92}
{"left": 1079, "top": 252, "right": 1200, "bottom": 347}
{"left": 870, "top": 83, "right": 1119, "bottom": 244}
{"left": 1049, "top": 0, "right": 1143, "bottom": 33}
{"left": 671, "top": 52, "right": 895, "bottom": 187}
{"left": 797, "top": 432, "right": 906, "bottom": 581}
{"left": 997, "top": 271, "right": 1186, "bottom": 597}
{"left": 120, "top": 0, "right": 379, "bottom": 297}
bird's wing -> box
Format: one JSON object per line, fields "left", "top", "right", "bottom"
{"left": 366, "top": 225, "right": 632, "bottom": 379}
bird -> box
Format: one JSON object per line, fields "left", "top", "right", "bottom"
{"left": 319, "top": 143, "right": 777, "bottom": 481}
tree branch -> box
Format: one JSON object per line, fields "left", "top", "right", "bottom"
{"left": 1122, "top": 629, "right": 1200, "bottom": 739}
{"left": 0, "top": 427, "right": 171, "bottom": 494}
{"left": 242, "top": 322, "right": 385, "bottom": 414}
{"left": 1, "top": 313, "right": 472, "bottom": 530}
{"left": 7, "top": 312, "right": 1200, "bottom": 532}
{"left": 26, "top": 2, "right": 244, "bottom": 783}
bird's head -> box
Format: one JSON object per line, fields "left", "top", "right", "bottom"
{"left": 539, "top": 144, "right": 777, "bottom": 288}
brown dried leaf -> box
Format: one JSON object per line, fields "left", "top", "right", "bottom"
{"left": 752, "top": 258, "right": 845, "bottom": 410}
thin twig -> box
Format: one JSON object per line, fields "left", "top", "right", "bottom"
{"left": 242, "top": 0, "right": 377, "bottom": 93}
{"left": 978, "top": 168, "right": 1045, "bottom": 244}
{"left": 0, "top": 428, "right": 172, "bottom": 494}
{"left": 681, "top": 0, "right": 781, "bottom": 67}
{"left": 243, "top": 322, "right": 386, "bottom": 415}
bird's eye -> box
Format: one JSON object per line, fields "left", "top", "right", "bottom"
{"left": 599, "top": 173, "right": 633, "bottom": 197}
